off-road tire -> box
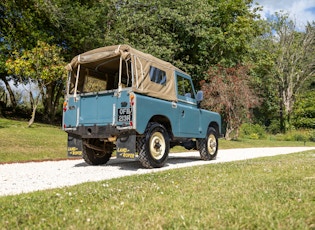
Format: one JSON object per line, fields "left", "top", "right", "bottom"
{"left": 137, "top": 122, "right": 170, "bottom": 168}
{"left": 198, "top": 127, "right": 218, "bottom": 160}
{"left": 82, "top": 139, "right": 113, "bottom": 165}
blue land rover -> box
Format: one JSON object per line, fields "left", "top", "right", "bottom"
{"left": 63, "top": 45, "right": 221, "bottom": 168}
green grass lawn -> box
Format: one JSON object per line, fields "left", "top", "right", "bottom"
{"left": 1, "top": 117, "right": 315, "bottom": 163}
{"left": 0, "top": 118, "right": 67, "bottom": 163}
{"left": 1, "top": 118, "right": 315, "bottom": 229}
{"left": 0, "top": 151, "right": 314, "bottom": 229}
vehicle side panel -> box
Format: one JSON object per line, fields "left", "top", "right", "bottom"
{"left": 134, "top": 94, "right": 177, "bottom": 135}
{"left": 134, "top": 94, "right": 221, "bottom": 138}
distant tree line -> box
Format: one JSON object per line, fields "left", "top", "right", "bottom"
{"left": 0, "top": 0, "right": 314, "bottom": 137}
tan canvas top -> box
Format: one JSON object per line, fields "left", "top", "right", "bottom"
{"left": 66, "top": 44, "right": 186, "bottom": 101}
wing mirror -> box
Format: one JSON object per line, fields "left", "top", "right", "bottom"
{"left": 196, "top": 91, "right": 203, "bottom": 101}
{"left": 196, "top": 91, "right": 203, "bottom": 108}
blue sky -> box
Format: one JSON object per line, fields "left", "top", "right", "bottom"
{"left": 254, "top": 0, "right": 315, "bottom": 27}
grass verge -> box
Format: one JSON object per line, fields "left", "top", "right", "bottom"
{"left": 0, "top": 118, "right": 67, "bottom": 163}
{"left": 1, "top": 118, "right": 315, "bottom": 163}
{"left": 0, "top": 151, "right": 314, "bottom": 229}
{"left": 0, "top": 118, "right": 315, "bottom": 163}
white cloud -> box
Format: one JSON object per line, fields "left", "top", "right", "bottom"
{"left": 254, "top": 0, "right": 315, "bottom": 28}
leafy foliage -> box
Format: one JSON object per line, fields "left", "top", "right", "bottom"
{"left": 0, "top": 0, "right": 314, "bottom": 132}
{"left": 239, "top": 123, "right": 267, "bottom": 139}
{"left": 292, "top": 90, "right": 315, "bottom": 129}
{"left": 5, "top": 41, "right": 66, "bottom": 123}
{"left": 201, "top": 65, "right": 261, "bottom": 140}
{"left": 105, "top": 0, "right": 263, "bottom": 82}
{"left": 264, "top": 13, "right": 315, "bottom": 132}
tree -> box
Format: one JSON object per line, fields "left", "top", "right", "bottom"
{"left": 201, "top": 65, "right": 261, "bottom": 140}
{"left": 105, "top": 0, "right": 264, "bottom": 83}
{"left": 292, "top": 78, "right": 315, "bottom": 129}
{"left": 0, "top": 0, "right": 111, "bottom": 115}
{"left": 0, "top": 0, "right": 270, "bottom": 126}
{"left": 5, "top": 41, "right": 66, "bottom": 126}
{"left": 0, "top": 0, "right": 111, "bottom": 57}
{"left": 266, "top": 13, "right": 315, "bottom": 132}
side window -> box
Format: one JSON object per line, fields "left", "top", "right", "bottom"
{"left": 177, "top": 75, "right": 195, "bottom": 99}
{"left": 149, "top": 66, "right": 166, "bottom": 85}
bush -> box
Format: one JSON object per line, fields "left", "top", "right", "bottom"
{"left": 292, "top": 91, "right": 315, "bottom": 129}
{"left": 308, "top": 130, "right": 315, "bottom": 142}
{"left": 267, "top": 120, "right": 281, "bottom": 134}
{"left": 274, "top": 129, "right": 314, "bottom": 142}
{"left": 239, "top": 123, "right": 266, "bottom": 139}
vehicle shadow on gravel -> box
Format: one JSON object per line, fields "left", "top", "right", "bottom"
{"left": 74, "top": 156, "right": 202, "bottom": 171}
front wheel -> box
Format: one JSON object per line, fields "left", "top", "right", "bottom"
{"left": 137, "top": 122, "right": 170, "bottom": 168}
{"left": 198, "top": 127, "right": 218, "bottom": 160}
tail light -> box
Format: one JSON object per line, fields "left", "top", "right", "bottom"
{"left": 129, "top": 93, "right": 135, "bottom": 106}
{"left": 129, "top": 93, "right": 135, "bottom": 127}
{"left": 63, "top": 101, "right": 67, "bottom": 112}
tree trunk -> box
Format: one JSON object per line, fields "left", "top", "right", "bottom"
{"left": 225, "top": 127, "right": 234, "bottom": 141}
{"left": 28, "top": 103, "right": 37, "bottom": 127}
{"left": 27, "top": 91, "right": 39, "bottom": 127}
{"left": 41, "top": 81, "right": 64, "bottom": 123}
{"left": 0, "top": 76, "right": 17, "bottom": 108}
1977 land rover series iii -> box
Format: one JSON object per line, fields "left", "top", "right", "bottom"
{"left": 63, "top": 45, "right": 221, "bottom": 168}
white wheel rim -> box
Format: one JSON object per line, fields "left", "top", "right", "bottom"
{"left": 149, "top": 131, "right": 165, "bottom": 160}
{"left": 207, "top": 134, "right": 217, "bottom": 155}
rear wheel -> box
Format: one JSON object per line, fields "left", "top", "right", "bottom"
{"left": 138, "top": 122, "right": 170, "bottom": 168}
{"left": 198, "top": 127, "right": 218, "bottom": 160}
{"left": 82, "top": 139, "right": 113, "bottom": 165}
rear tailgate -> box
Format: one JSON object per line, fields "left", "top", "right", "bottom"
{"left": 63, "top": 90, "right": 133, "bottom": 129}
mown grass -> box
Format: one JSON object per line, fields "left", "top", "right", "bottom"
{"left": 0, "top": 151, "right": 314, "bottom": 229}
{"left": 0, "top": 118, "right": 67, "bottom": 163}
{"left": 1, "top": 118, "right": 315, "bottom": 163}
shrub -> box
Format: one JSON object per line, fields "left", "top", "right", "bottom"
{"left": 308, "top": 130, "right": 315, "bottom": 142}
{"left": 267, "top": 120, "right": 281, "bottom": 134}
{"left": 274, "top": 129, "right": 313, "bottom": 142}
{"left": 239, "top": 123, "right": 266, "bottom": 139}
{"left": 292, "top": 133, "right": 308, "bottom": 142}
{"left": 292, "top": 91, "right": 315, "bottom": 129}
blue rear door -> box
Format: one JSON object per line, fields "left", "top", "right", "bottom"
{"left": 63, "top": 96, "right": 79, "bottom": 129}
{"left": 63, "top": 90, "right": 132, "bottom": 129}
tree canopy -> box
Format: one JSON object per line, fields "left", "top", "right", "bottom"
{"left": 0, "top": 0, "right": 314, "bottom": 135}
{"left": 260, "top": 13, "right": 315, "bottom": 132}
{"left": 5, "top": 41, "right": 66, "bottom": 125}
{"left": 105, "top": 0, "right": 263, "bottom": 81}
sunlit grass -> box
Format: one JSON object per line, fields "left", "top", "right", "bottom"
{"left": 1, "top": 151, "right": 314, "bottom": 229}
{"left": 0, "top": 118, "right": 67, "bottom": 162}
{"left": 1, "top": 118, "right": 314, "bottom": 163}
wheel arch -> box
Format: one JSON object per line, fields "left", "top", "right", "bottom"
{"left": 209, "top": 122, "right": 220, "bottom": 136}
{"left": 149, "top": 115, "right": 173, "bottom": 139}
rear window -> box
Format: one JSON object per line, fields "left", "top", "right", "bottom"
{"left": 84, "top": 73, "right": 108, "bottom": 93}
{"left": 149, "top": 66, "right": 166, "bottom": 85}
{"left": 68, "top": 58, "right": 132, "bottom": 94}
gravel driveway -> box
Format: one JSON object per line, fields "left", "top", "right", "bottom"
{"left": 1, "top": 147, "right": 314, "bottom": 197}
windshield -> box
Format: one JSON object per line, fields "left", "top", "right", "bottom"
{"left": 68, "top": 58, "right": 132, "bottom": 95}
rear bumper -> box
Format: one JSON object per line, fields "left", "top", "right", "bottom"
{"left": 65, "top": 124, "right": 134, "bottom": 139}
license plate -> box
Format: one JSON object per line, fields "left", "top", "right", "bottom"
{"left": 117, "top": 108, "right": 132, "bottom": 122}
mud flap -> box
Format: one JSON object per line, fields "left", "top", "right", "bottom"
{"left": 116, "top": 134, "right": 136, "bottom": 159}
{"left": 67, "top": 134, "right": 83, "bottom": 157}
